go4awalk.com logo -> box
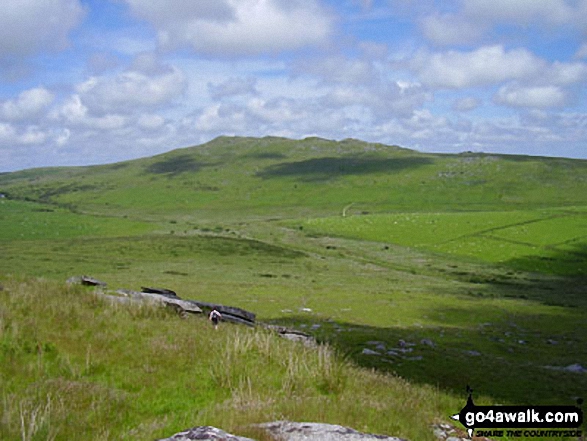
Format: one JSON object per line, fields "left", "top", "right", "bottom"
{"left": 451, "top": 387, "right": 584, "bottom": 438}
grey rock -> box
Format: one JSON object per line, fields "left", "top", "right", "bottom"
{"left": 189, "top": 300, "right": 256, "bottom": 323}
{"left": 116, "top": 289, "right": 203, "bottom": 314}
{"left": 361, "top": 348, "right": 381, "bottom": 356}
{"left": 546, "top": 363, "right": 587, "bottom": 373}
{"left": 157, "top": 426, "right": 255, "bottom": 441}
{"left": 433, "top": 428, "right": 446, "bottom": 439}
{"left": 420, "top": 339, "right": 435, "bottom": 347}
{"left": 66, "top": 275, "right": 107, "bottom": 287}
{"left": 263, "top": 325, "right": 317, "bottom": 347}
{"left": 140, "top": 286, "right": 179, "bottom": 299}
{"left": 258, "top": 421, "right": 407, "bottom": 441}
{"left": 565, "top": 363, "right": 587, "bottom": 373}
{"left": 464, "top": 350, "right": 481, "bottom": 357}
{"left": 366, "top": 341, "right": 384, "bottom": 346}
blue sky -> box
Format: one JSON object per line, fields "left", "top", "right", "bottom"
{"left": 1, "top": 0, "right": 586, "bottom": 171}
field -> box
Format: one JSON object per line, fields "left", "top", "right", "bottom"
{"left": 1, "top": 136, "right": 586, "bottom": 440}
{"left": 295, "top": 208, "right": 587, "bottom": 276}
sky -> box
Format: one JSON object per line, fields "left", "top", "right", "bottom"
{"left": 1, "top": 0, "right": 587, "bottom": 172}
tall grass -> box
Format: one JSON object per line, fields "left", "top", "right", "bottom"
{"left": 0, "top": 277, "right": 458, "bottom": 440}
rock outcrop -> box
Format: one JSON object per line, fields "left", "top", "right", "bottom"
{"left": 258, "top": 421, "right": 407, "bottom": 441}
{"left": 140, "top": 286, "right": 179, "bottom": 299}
{"left": 189, "top": 300, "right": 256, "bottom": 327}
{"left": 116, "top": 289, "right": 203, "bottom": 315}
{"left": 157, "top": 426, "right": 255, "bottom": 441}
{"left": 66, "top": 275, "right": 107, "bottom": 287}
{"left": 158, "top": 423, "right": 409, "bottom": 441}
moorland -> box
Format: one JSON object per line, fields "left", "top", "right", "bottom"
{"left": 1, "top": 136, "right": 586, "bottom": 440}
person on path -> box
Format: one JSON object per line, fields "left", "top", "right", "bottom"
{"left": 209, "top": 309, "right": 222, "bottom": 330}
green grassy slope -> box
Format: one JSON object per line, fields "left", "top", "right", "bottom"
{"left": 2, "top": 136, "right": 587, "bottom": 220}
{"left": 1, "top": 136, "right": 586, "bottom": 440}
{"left": 1, "top": 278, "right": 455, "bottom": 441}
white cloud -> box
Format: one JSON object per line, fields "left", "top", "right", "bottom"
{"left": 420, "top": 0, "right": 582, "bottom": 45}
{"left": 452, "top": 97, "right": 481, "bottom": 112}
{"left": 495, "top": 84, "right": 567, "bottom": 108}
{"left": 0, "top": 122, "right": 16, "bottom": 141}
{"left": 56, "top": 128, "right": 71, "bottom": 146}
{"left": 0, "top": 0, "right": 85, "bottom": 58}
{"left": 18, "top": 126, "right": 47, "bottom": 145}
{"left": 124, "top": 0, "right": 333, "bottom": 56}
{"left": 322, "top": 80, "right": 430, "bottom": 119}
{"left": 137, "top": 114, "right": 165, "bottom": 130}
{"left": 292, "top": 53, "right": 431, "bottom": 119}
{"left": 208, "top": 77, "right": 258, "bottom": 99}
{"left": 548, "top": 62, "right": 587, "bottom": 85}
{"left": 462, "top": 0, "right": 574, "bottom": 26}
{"left": 1, "top": 88, "right": 54, "bottom": 121}
{"left": 577, "top": 43, "right": 587, "bottom": 59}
{"left": 420, "top": 13, "right": 486, "bottom": 46}
{"left": 76, "top": 66, "right": 186, "bottom": 114}
{"left": 52, "top": 95, "right": 127, "bottom": 130}
{"left": 0, "top": 122, "right": 48, "bottom": 146}
{"left": 295, "top": 56, "right": 375, "bottom": 85}
{"left": 410, "top": 45, "right": 544, "bottom": 89}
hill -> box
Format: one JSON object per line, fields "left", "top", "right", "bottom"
{"left": 2, "top": 136, "right": 587, "bottom": 220}
{"left": 1, "top": 136, "right": 586, "bottom": 440}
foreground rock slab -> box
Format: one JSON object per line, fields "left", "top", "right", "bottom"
{"left": 157, "top": 426, "right": 255, "bottom": 441}
{"left": 66, "top": 275, "right": 107, "bottom": 287}
{"left": 116, "top": 289, "right": 203, "bottom": 315}
{"left": 258, "top": 421, "right": 408, "bottom": 441}
{"left": 190, "top": 300, "right": 256, "bottom": 326}
{"left": 140, "top": 286, "right": 179, "bottom": 299}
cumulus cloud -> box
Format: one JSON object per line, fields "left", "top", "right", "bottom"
{"left": 0, "top": 122, "right": 49, "bottom": 146}
{"left": 123, "top": 0, "right": 333, "bottom": 56}
{"left": 1, "top": 88, "right": 54, "bottom": 121}
{"left": 292, "top": 54, "right": 431, "bottom": 120}
{"left": 494, "top": 84, "right": 567, "bottom": 108}
{"left": 409, "top": 45, "right": 544, "bottom": 89}
{"left": 452, "top": 97, "right": 481, "bottom": 112}
{"left": 51, "top": 95, "right": 127, "bottom": 130}
{"left": 208, "top": 77, "right": 258, "bottom": 99}
{"left": 462, "top": 0, "right": 574, "bottom": 26}
{"left": 0, "top": 0, "right": 85, "bottom": 58}
{"left": 406, "top": 45, "right": 587, "bottom": 93}
{"left": 295, "top": 56, "right": 376, "bottom": 85}
{"left": 577, "top": 43, "right": 587, "bottom": 59}
{"left": 75, "top": 66, "right": 186, "bottom": 114}
{"left": 420, "top": 13, "right": 486, "bottom": 46}
{"left": 137, "top": 114, "right": 165, "bottom": 130}
{"left": 420, "top": 0, "right": 582, "bottom": 45}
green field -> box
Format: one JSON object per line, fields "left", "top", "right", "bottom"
{"left": 296, "top": 209, "right": 587, "bottom": 275}
{"left": 1, "top": 136, "right": 586, "bottom": 440}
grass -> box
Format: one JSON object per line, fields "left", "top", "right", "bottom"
{"left": 0, "top": 278, "right": 458, "bottom": 441}
{"left": 1, "top": 136, "right": 586, "bottom": 440}
{"left": 0, "top": 200, "right": 154, "bottom": 242}
{"left": 294, "top": 209, "right": 587, "bottom": 275}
